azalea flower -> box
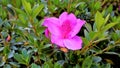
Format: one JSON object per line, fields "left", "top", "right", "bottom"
{"left": 43, "top": 12, "right": 85, "bottom": 50}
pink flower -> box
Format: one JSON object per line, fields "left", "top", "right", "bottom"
{"left": 43, "top": 12, "right": 85, "bottom": 50}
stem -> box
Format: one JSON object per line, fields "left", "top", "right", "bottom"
{"left": 29, "top": 17, "right": 39, "bottom": 36}
{"left": 80, "top": 31, "right": 102, "bottom": 55}
{"left": 80, "top": 41, "right": 93, "bottom": 55}
{"left": 0, "top": 33, "right": 9, "bottom": 46}
{"left": 94, "top": 39, "right": 120, "bottom": 56}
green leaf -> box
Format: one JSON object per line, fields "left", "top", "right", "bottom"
{"left": 3, "top": 64, "right": 11, "bottom": 68}
{"left": 8, "top": 50, "right": 14, "bottom": 58}
{"left": 43, "top": 44, "right": 52, "bottom": 49}
{"left": 95, "top": 11, "right": 104, "bottom": 30}
{"left": 44, "top": 63, "right": 50, "bottom": 68}
{"left": 53, "top": 0, "right": 59, "bottom": 5}
{"left": 116, "top": 30, "right": 120, "bottom": 38}
{"left": 18, "top": 14, "right": 27, "bottom": 24}
{"left": 107, "top": 5, "right": 113, "bottom": 13}
{"left": 43, "top": 60, "right": 53, "bottom": 68}
{"left": 104, "top": 14, "right": 110, "bottom": 25}
{"left": 13, "top": 50, "right": 30, "bottom": 66}
{"left": 14, "top": 53, "right": 26, "bottom": 65}
{"left": 0, "top": 47, "right": 4, "bottom": 52}
{"left": 0, "top": 61, "right": 5, "bottom": 67}
{"left": 102, "top": 22, "right": 118, "bottom": 32}
{"left": 1, "top": 0, "right": 9, "bottom": 5}
{"left": 82, "top": 37, "right": 89, "bottom": 46}
{"left": 32, "top": 4, "right": 44, "bottom": 19}
{"left": 105, "top": 63, "right": 111, "bottom": 68}
{"left": 82, "top": 56, "right": 93, "bottom": 68}
{"left": 31, "top": 63, "right": 41, "bottom": 68}
{"left": 9, "top": 62, "right": 20, "bottom": 67}
{"left": 0, "top": 18, "right": 4, "bottom": 27}
{"left": 93, "top": 56, "right": 102, "bottom": 63}
{"left": 37, "top": 27, "right": 46, "bottom": 34}
{"left": 94, "top": 1, "right": 101, "bottom": 10}
{"left": 84, "top": 30, "right": 90, "bottom": 41}
{"left": 105, "top": 52, "right": 120, "bottom": 57}
{"left": 112, "top": 30, "right": 120, "bottom": 41}
{"left": 22, "top": 49, "right": 30, "bottom": 63}
{"left": 3, "top": 46, "right": 10, "bottom": 56}
{"left": 54, "top": 62, "right": 62, "bottom": 68}
{"left": 22, "top": 0, "right": 32, "bottom": 15}
{"left": 89, "top": 31, "right": 96, "bottom": 40}
{"left": 85, "top": 23, "right": 92, "bottom": 32}
{"left": 101, "top": 63, "right": 111, "bottom": 68}
{"left": 93, "top": 23, "right": 97, "bottom": 31}
{"left": 3, "top": 21, "right": 11, "bottom": 29}
{"left": 74, "top": 64, "right": 80, "bottom": 68}
{"left": 11, "top": 0, "right": 22, "bottom": 8}
{"left": 14, "top": 8, "right": 26, "bottom": 15}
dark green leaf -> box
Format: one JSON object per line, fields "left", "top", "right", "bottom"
{"left": 93, "top": 56, "right": 102, "bottom": 63}
{"left": 82, "top": 56, "right": 93, "bottom": 68}
{"left": 14, "top": 53, "right": 27, "bottom": 65}
{"left": 74, "top": 64, "right": 80, "bottom": 68}
{"left": 9, "top": 62, "right": 20, "bottom": 67}
{"left": 54, "top": 62, "right": 62, "bottom": 68}
{"left": 0, "top": 61, "right": 5, "bottom": 67}
{"left": 31, "top": 63, "right": 41, "bottom": 68}
{"left": 0, "top": 47, "right": 4, "bottom": 52}
{"left": 43, "top": 60, "right": 53, "bottom": 68}
{"left": 3, "top": 64, "right": 11, "bottom": 68}
{"left": 85, "top": 23, "right": 92, "bottom": 32}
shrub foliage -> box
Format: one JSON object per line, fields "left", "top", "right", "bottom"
{"left": 0, "top": 0, "right": 120, "bottom": 68}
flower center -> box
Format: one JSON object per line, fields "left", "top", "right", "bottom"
{"left": 61, "top": 20, "right": 71, "bottom": 38}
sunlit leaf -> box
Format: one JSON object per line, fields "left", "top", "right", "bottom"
{"left": 102, "top": 22, "right": 118, "bottom": 32}
{"left": 22, "top": 0, "right": 32, "bottom": 15}
{"left": 95, "top": 11, "right": 104, "bottom": 30}
{"left": 32, "top": 4, "right": 44, "bottom": 19}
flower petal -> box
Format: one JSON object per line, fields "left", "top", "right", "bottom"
{"left": 45, "top": 29, "right": 49, "bottom": 38}
{"left": 68, "top": 13, "right": 77, "bottom": 25}
{"left": 59, "top": 12, "right": 68, "bottom": 25}
{"left": 43, "top": 17, "right": 60, "bottom": 26}
{"left": 63, "top": 36, "right": 82, "bottom": 50}
{"left": 43, "top": 17, "right": 61, "bottom": 36}
{"left": 51, "top": 35, "right": 65, "bottom": 47}
{"left": 70, "top": 19, "right": 85, "bottom": 37}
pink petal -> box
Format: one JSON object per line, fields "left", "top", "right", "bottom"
{"left": 51, "top": 35, "right": 65, "bottom": 47}
{"left": 59, "top": 12, "right": 77, "bottom": 26}
{"left": 45, "top": 29, "right": 49, "bottom": 38}
{"left": 43, "top": 17, "right": 60, "bottom": 26}
{"left": 43, "top": 17, "right": 61, "bottom": 36}
{"left": 59, "top": 12, "right": 68, "bottom": 24}
{"left": 68, "top": 13, "right": 77, "bottom": 25}
{"left": 63, "top": 36, "right": 82, "bottom": 50}
{"left": 70, "top": 19, "right": 85, "bottom": 37}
